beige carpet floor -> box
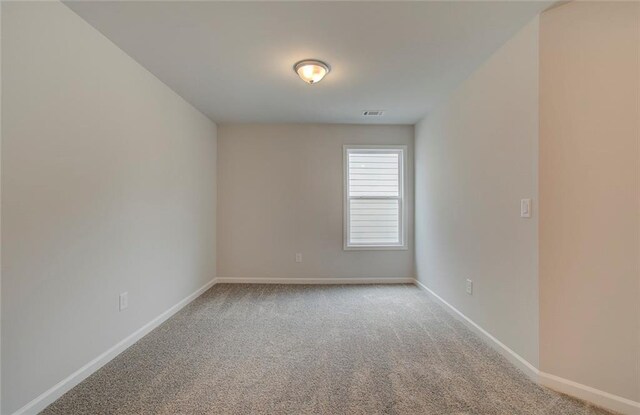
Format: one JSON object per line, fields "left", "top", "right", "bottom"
{"left": 43, "top": 284, "right": 613, "bottom": 414}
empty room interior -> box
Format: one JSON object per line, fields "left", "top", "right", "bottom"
{"left": 1, "top": 1, "right": 639, "bottom": 414}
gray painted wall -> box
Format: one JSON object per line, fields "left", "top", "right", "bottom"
{"left": 414, "top": 18, "right": 539, "bottom": 367}
{"left": 217, "top": 123, "right": 414, "bottom": 281}
{"left": 1, "top": 2, "right": 217, "bottom": 412}
{"left": 539, "top": 1, "right": 639, "bottom": 402}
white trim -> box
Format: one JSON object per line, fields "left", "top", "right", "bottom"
{"left": 413, "top": 279, "right": 539, "bottom": 380}
{"left": 11, "top": 278, "right": 218, "bottom": 415}
{"left": 11, "top": 278, "right": 638, "bottom": 415}
{"left": 413, "top": 279, "right": 640, "bottom": 415}
{"left": 343, "top": 145, "right": 408, "bottom": 251}
{"left": 215, "top": 277, "right": 415, "bottom": 285}
{"left": 343, "top": 246, "right": 409, "bottom": 251}
{"left": 539, "top": 372, "right": 640, "bottom": 415}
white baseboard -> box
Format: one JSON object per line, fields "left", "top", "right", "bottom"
{"left": 412, "top": 279, "right": 539, "bottom": 380}
{"left": 12, "top": 278, "right": 638, "bottom": 415}
{"left": 215, "top": 277, "right": 415, "bottom": 285}
{"left": 413, "top": 279, "right": 640, "bottom": 415}
{"left": 11, "top": 278, "right": 218, "bottom": 415}
{"left": 539, "top": 372, "right": 640, "bottom": 415}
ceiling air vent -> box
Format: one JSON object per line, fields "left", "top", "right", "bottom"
{"left": 362, "top": 110, "right": 384, "bottom": 117}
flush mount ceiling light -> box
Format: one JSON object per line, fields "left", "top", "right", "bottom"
{"left": 293, "top": 59, "right": 330, "bottom": 85}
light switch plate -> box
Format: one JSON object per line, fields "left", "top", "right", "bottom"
{"left": 521, "top": 199, "right": 532, "bottom": 218}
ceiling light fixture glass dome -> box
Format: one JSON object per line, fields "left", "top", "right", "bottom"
{"left": 294, "top": 59, "right": 330, "bottom": 84}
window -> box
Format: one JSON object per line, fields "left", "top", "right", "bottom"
{"left": 344, "top": 145, "right": 407, "bottom": 250}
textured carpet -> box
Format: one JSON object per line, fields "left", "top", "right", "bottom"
{"left": 42, "top": 284, "right": 613, "bottom": 414}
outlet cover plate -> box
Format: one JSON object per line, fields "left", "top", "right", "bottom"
{"left": 119, "top": 292, "right": 128, "bottom": 311}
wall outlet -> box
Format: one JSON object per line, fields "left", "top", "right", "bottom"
{"left": 520, "top": 198, "right": 532, "bottom": 218}
{"left": 465, "top": 279, "right": 473, "bottom": 295}
{"left": 295, "top": 253, "right": 302, "bottom": 263}
{"left": 119, "top": 292, "right": 128, "bottom": 311}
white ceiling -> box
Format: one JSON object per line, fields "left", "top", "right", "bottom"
{"left": 65, "top": 1, "right": 550, "bottom": 125}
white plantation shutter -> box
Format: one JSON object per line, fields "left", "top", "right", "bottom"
{"left": 344, "top": 146, "right": 406, "bottom": 248}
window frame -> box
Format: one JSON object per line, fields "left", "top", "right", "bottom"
{"left": 343, "top": 144, "right": 408, "bottom": 251}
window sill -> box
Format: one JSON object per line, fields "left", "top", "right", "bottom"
{"left": 344, "top": 245, "right": 409, "bottom": 251}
